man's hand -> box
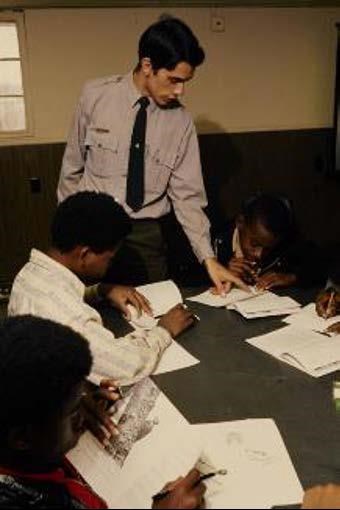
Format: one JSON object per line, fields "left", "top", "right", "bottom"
{"left": 152, "top": 468, "right": 206, "bottom": 509}
{"left": 82, "top": 379, "right": 122, "bottom": 447}
{"left": 316, "top": 289, "right": 340, "bottom": 319}
{"left": 302, "top": 484, "right": 340, "bottom": 509}
{"left": 255, "top": 272, "right": 297, "bottom": 291}
{"left": 158, "top": 304, "right": 195, "bottom": 338}
{"left": 204, "top": 257, "right": 249, "bottom": 295}
{"left": 98, "top": 284, "right": 152, "bottom": 319}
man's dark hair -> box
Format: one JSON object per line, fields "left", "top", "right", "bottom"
{"left": 52, "top": 192, "right": 131, "bottom": 253}
{"left": 0, "top": 315, "right": 92, "bottom": 437}
{"left": 241, "top": 193, "right": 297, "bottom": 241}
{"left": 138, "top": 17, "right": 205, "bottom": 71}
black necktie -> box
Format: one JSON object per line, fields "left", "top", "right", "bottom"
{"left": 126, "top": 96, "right": 150, "bottom": 212}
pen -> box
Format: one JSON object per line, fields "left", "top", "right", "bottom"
{"left": 116, "top": 386, "right": 124, "bottom": 399}
{"left": 312, "top": 329, "right": 333, "bottom": 338}
{"left": 324, "top": 291, "right": 336, "bottom": 319}
{"left": 152, "top": 469, "right": 227, "bottom": 502}
{"left": 257, "top": 256, "right": 281, "bottom": 277}
{"left": 183, "top": 303, "right": 200, "bottom": 322}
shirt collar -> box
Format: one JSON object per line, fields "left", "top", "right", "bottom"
{"left": 0, "top": 465, "right": 66, "bottom": 483}
{"left": 124, "top": 71, "right": 157, "bottom": 113}
{"left": 29, "top": 249, "right": 85, "bottom": 299}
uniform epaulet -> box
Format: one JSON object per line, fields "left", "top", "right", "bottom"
{"left": 82, "top": 75, "right": 123, "bottom": 93}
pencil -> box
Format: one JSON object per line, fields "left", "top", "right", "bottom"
{"left": 152, "top": 469, "right": 227, "bottom": 502}
{"left": 195, "top": 469, "right": 228, "bottom": 484}
{"left": 324, "top": 291, "right": 336, "bottom": 319}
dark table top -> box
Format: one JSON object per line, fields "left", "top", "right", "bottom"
{"left": 99, "top": 286, "right": 340, "bottom": 491}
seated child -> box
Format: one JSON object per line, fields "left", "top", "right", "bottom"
{"left": 0, "top": 315, "right": 205, "bottom": 509}
{"left": 214, "top": 193, "right": 326, "bottom": 291}
{"left": 316, "top": 262, "right": 340, "bottom": 334}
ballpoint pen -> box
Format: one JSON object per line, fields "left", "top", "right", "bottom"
{"left": 152, "top": 469, "right": 227, "bottom": 502}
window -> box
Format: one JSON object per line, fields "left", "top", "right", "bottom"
{"left": 0, "top": 15, "right": 28, "bottom": 134}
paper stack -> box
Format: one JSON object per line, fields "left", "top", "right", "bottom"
{"left": 187, "top": 287, "right": 260, "bottom": 308}
{"left": 227, "top": 293, "right": 301, "bottom": 319}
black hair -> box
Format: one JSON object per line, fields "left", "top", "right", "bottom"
{"left": 0, "top": 315, "right": 92, "bottom": 436}
{"left": 241, "top": 193, "right": 296, "bottom": 241}
{"left": 52, "top": 192, "right": 131, "bottom": 253}
{"left": 138, "top": 16, "right": 205, "bottom": 71}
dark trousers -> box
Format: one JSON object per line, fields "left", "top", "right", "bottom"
{"left": 105, "top": 218, "right": 168, "bottom": 286}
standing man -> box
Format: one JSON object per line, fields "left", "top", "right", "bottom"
{"left": 58, "top": 16, "right": 243, "bottom": 293}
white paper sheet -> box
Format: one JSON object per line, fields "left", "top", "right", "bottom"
{"left": 247, "top": 325, "right": 340, "bottom": 376}
{"left": 154, "top": 340, "right": 200, "bottom": 375}
{"left": 135, "top": 280, "right": 182, "bottom": 317}
{"left": 283, "top": 303, "right": 340, "bottom": 333}
{"left": 127, "top": 280, "right": 183, "bottom": 329}
{"left": 68, "top": 413, "right": 303, "bottom": 509}
{"left": 67, "top": 379, "right": 202, "bottom": 509}
{"left": 192, "top": 419, "right": 303, "bottom": 509}
{"left": 187, "top": 287, "right": 258, "bottom": 308}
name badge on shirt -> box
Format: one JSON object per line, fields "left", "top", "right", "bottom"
{"left": 89, "top": 127, "right": 110, "bottom": 134}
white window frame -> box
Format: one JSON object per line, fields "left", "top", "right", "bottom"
{"left": 0, "top": 11, "right": 33, "bottom": 139}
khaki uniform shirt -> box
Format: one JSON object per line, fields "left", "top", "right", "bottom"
{"left": 58, "top": 72, "right": 214, "bottom": 263}
{"left": 8, "top": 249, "right": 172, "bottom": 386}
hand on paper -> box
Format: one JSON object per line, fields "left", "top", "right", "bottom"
{"left": 326, "top": 321, "right": 340, "bottom": 335}
{"left": 255, "top": 272, "right": 297, "bottom": 291}
{"left": 158, "top": 304, "right": 195, "bottom": 338}
{"left": 316, "top": 289, "right": 340, "bottom": 319}
{"left": 82, "top": 379, "right": 122, "bottom": 446}
{"left": 152, "top": 468, "right": 206, "bottom": 509}
{"left": 302, "top": 484, "right": 340, "bottom": 509}
{"left": 99, "top": 284, "right": 152, "bottom": 319}
{"left": 204, "top": 257, "right": 249, "bottom": 295}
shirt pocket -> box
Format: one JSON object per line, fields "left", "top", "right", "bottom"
{"left": 84, "top": 127, "right": 119, "bottom": 178}
{"left": 146, "top": 146, "right": 175, "bottom": 193}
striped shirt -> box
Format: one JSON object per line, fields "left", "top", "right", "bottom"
{"left": 8, "top": 249, "right": 171, "bottom": 386}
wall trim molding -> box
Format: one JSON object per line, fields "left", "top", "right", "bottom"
{"left": 1, "top": 0, "right": 340, "bottom": 10}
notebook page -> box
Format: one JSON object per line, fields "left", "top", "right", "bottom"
{"left": 247, "top": 326, "right": 309, "bottom": 358}
{"left": 284, "top": 336, "right": 340, "bottom": 372}
{"left": 247, "top": 326, "right": 340, "bottom": 376}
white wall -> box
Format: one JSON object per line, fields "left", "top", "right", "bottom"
{"left": 2, "top": 6, "right": 340, "bottom": 144}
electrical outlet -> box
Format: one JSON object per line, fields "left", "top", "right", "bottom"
{"left": 211, "top": 15, "right": 225, "bottom": 33}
